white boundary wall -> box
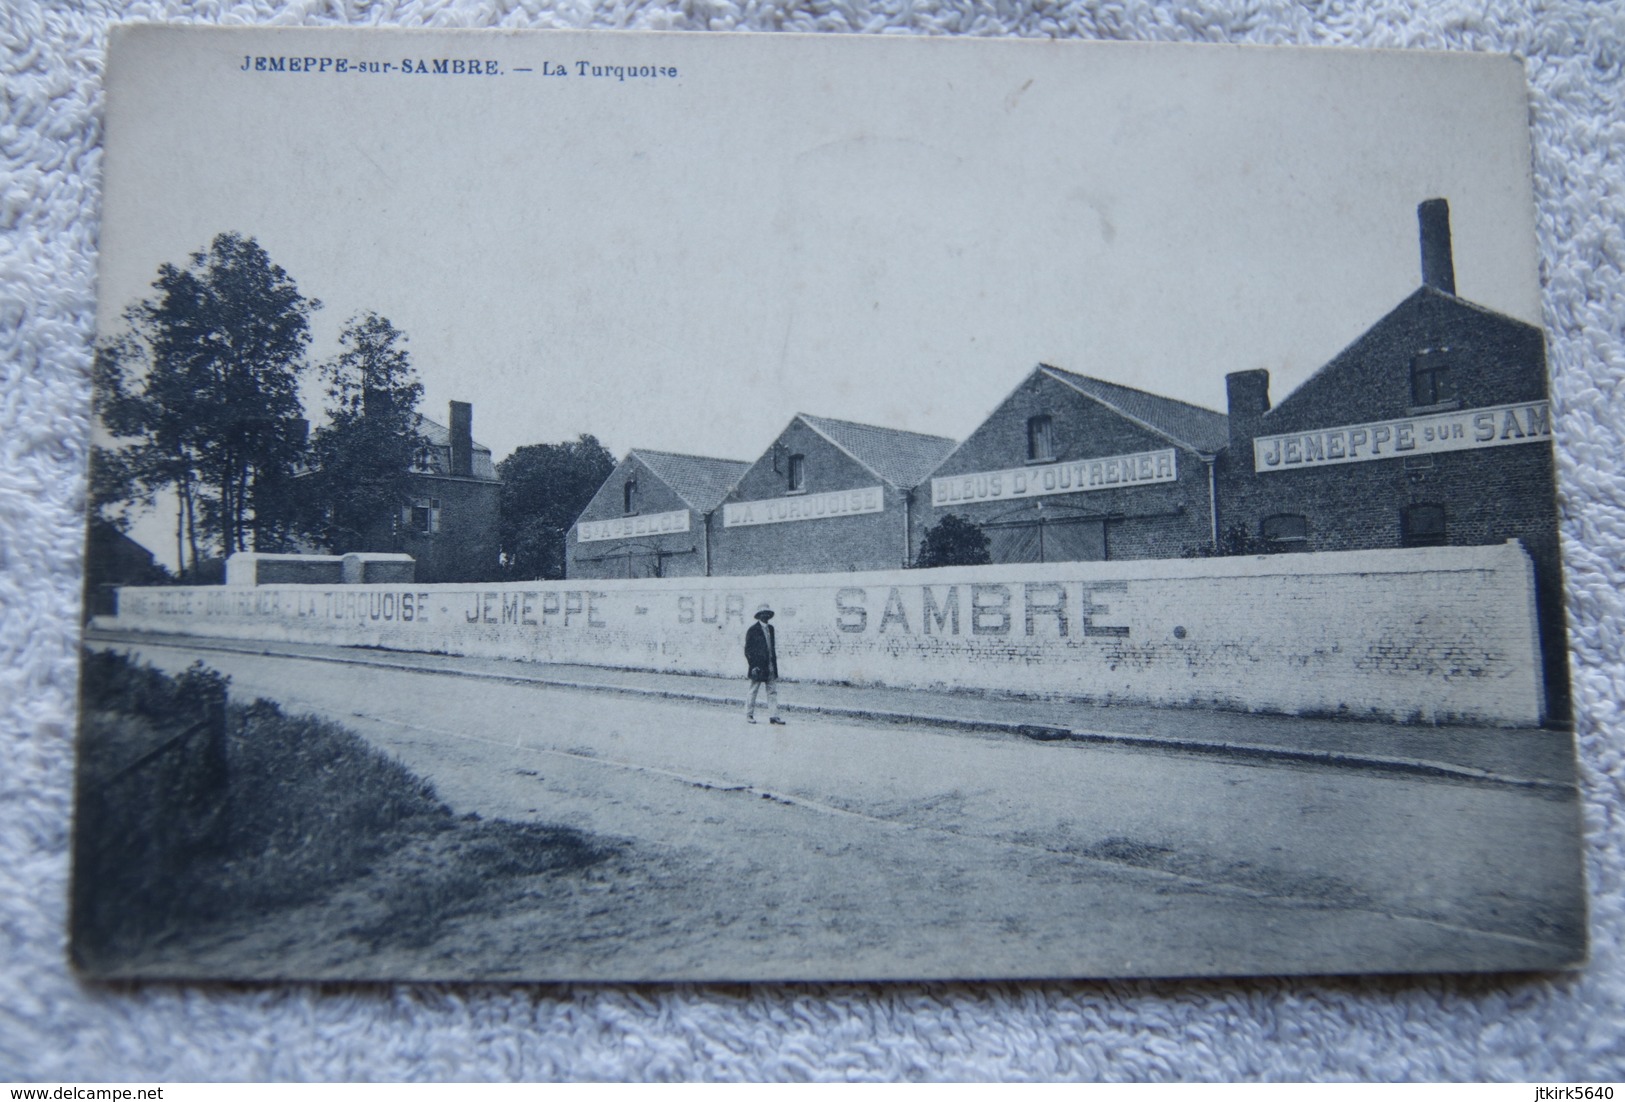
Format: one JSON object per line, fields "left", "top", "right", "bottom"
{"left": 100, "top": 542, "right": 1545, "bottom": 725}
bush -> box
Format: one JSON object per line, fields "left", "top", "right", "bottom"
{"left": 913, "top": 513, "right": 992, "bottom": 568}
{"left": 1182, "top": 524, "right": 1273, "bottom": 558}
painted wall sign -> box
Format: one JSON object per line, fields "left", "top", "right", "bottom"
{"left": 930, "top": 449, "right": 1178, "bottom": 507}
{"left": 101, "top": 544, "right": 1546, "bottom": 726}
{"left": 1253, "top": 401, "right": 1551, "bottom": 472}
{"left": 577, "top": 508, "right": 691, "bottom": 543}
{"left": 722, "top": 486, "right": 885, "bottom": 528}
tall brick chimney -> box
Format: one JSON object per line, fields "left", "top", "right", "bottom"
{"left": 1418, "top": 198, "right": 1456, "bottom": 295}
{"left": 449, "top": 401, "right": 474, "bottom": 478}
{"left": 1226, "top": 369, "right": 1271, "bottom": 451}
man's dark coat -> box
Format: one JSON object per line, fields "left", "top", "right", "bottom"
{"left": 744, "top": 621, "right": 779, "bottom": 683}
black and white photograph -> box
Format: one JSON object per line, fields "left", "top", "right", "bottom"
{"left": 73, "top": 25, "right": 1586, "bottom": 983}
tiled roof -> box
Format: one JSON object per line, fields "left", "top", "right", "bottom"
{"left": 798, "top": 414, "right": 958, "bottom": 489}
{"left": 1039, "top": 365, "right": 1230, "bottom": 454}
{"left": 632, "top": 449, "right": 751, "bottom": 512}
{"left": 414, "top": 414, "right": 500, "bottom": 481}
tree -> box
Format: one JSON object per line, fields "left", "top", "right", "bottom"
{"left": 93, "top": 334, "right": 202, "bottom": 570}
{"left": 914, "top": 513, "right": 992, "bottom": 568}
{"left": 497, "top": 435, "right": 616, "bottom": 580}
{"left": 94, "top": 233, "right": 319, "bottom": 572}
{"left": 305, "top": 313, "right": 428, "bottom": 553}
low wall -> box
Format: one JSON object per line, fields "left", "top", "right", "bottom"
{"left": 102, "top": 542, "right": 1544, "bottom": 725}
{"left": 224, "top": 552, "right": 415, "bottom": 586}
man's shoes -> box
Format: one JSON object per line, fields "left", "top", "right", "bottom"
{"left": 747, "top": 716, "right": 757, "bottom": 724}
{"left": 769, "top": 717, "right": 787, "bottom": 726}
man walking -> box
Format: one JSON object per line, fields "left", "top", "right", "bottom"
{"left": 745, "top": 603, "right": 785, "bottom": 725}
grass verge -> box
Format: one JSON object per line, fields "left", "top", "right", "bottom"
{"left": 72, "top": 649, "right": 612, "bottom": 975}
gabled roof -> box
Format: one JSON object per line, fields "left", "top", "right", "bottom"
{"left": 1038, "top": 364, "right": 1230, "bottom": 455}
{"left": 415, "top": 414, "right": 499, "bottom": 481}
{"left": 631, "top": 449, "right": 750, "bottom": 512}
{"left": 797, "top": 414, "right": 958, "bottom": 489}
{"left": 1258, "top": 285, "right": 1543, "bottom": 424}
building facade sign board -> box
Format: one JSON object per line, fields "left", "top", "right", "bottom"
{"left": 1253, "top": 401, "right": 1552, "bottom": 473}
{"left": 577, "top": 509, "right": 691, "bottom": 543}
{"left": 723, "top": 486, "right": 885, "bottom": 528}
{"left": 931, "top": 449, "right": 1178, "bottom": 507}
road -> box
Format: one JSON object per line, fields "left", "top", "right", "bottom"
{"left": 101, "top": 640, "right": 1586, "bottom": 981}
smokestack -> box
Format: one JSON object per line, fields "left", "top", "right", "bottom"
{"left": 449, "top": 401, "right": 473, "bottom": 478}
{"left": 1226, "top": 369, "right": 1271, "bottom": 450}
{"left": 1418, "top": 198, "right": 1456, "bottom": 295}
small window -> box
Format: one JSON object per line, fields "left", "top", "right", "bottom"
{"left": 623, "top": 479, "right": 638, "bottom": 515}
{"left": 787, "top": 454, "right": 806, "bottom": 493}
{"left": 1261, "top": 513, "right": 1308, "bottom": 547}
{"left": 407, "top": 505, "right": 436, "bottom": 533}
{"left": 1411, "top": 348, "right": 1455, "bottom": 407}
{"left": 1401, "top": 503, "right": 1447, "bottom": 547}
{"left": 1027, "top": 415, "right": 1054, "bottom": 462}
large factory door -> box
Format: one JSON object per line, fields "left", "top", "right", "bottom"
{"left": 983, "top": 515, "right": 1106, "bottom": 564}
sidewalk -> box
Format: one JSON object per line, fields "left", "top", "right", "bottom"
{"left": 85, "top": 629, "right": 1577, "bottom": 789}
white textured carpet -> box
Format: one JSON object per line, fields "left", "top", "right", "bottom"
{"left": 3, "top": 0, "right": 1623, "bottom": 1082}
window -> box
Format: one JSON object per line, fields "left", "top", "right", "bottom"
{"left": 1401, "top": 503, "right": 1447, "bottom": 547}
{"left": 1261, "top": 513, "right": 1309, "bottom": 548}
{"left": 1410, "top": 348, "right": 1455, "bottom": 407}
{"left": 623, "top": 479, "right": 638, "bottom": 515}
{"left": 406, "top": 499, "right": 440, "bottom": 534}
{"left": 1027, "top": 415, "right": 1054, "bottom": 462}
{"left": 787, "top": 454, "right": 806, "bottom": 493}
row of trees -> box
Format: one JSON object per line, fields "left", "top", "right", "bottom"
{"left": 94, "top": 233, "right": 325, "bottom": 572}
{"left": 95, "top": 233, "right": 1252, "bottom": 583}
{"left": 94, "top": 232, "right": 610, "bottom": 582}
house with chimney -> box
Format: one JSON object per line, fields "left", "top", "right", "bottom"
{"left": 567, "top": 449, "right": 750, "bottom": 579}
{"left": 917, "top": 365, "right": 1230, "bottom": 564}
{"left": 1216, "top": 199, "right": 1565, "bottom": 718}
{"left": 398, "top": 400, "right": 502, "bottom": 583}
{"left": 710, "top": 414, "right": 957, "bottom": 576}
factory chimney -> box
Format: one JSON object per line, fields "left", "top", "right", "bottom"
{"left": 1418, "top": 198, "right": 1456, "bottom": 295}
{"left": 449, "top": 401, "right": 474, "bottom": 478}
{"left": 1226, "top": 369, "right": 1271, "bottom": 451}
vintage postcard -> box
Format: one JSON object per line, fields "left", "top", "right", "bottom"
{"left": 76, "top": 25, "right": 1585, "bottom": 981}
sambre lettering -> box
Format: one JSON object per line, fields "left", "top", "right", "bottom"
{"left": 830, "top": 582, "right": 1130, "bottom": 639}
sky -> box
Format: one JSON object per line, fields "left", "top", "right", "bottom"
{"left": 97, "top": 27, "right": 1543, "bottom": 563}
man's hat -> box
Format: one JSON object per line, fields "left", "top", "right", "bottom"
{"left": 755, "top": 603, "right": 774, "bottom": 620}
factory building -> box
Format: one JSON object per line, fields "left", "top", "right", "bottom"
{"left": 709, "top": 414, "right": 956, "bottom": 576}
{"left": 567, "top": 449, "right": 750, "bottom": 579}
{"left": 1217, "top": 199, "right": 1565, "bottom": 719}
{"left": 552, "top": 198, "right": 1565, "bottom": 715}
{"left": 397, "top": 401, "right": 502, "bottom": 583}
{"left": 918, "top": 365, "right": 1229, "bottom": 563}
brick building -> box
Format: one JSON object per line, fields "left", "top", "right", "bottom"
{"left": 919, "top": 365, "right": 1230, "bottom": 564}
{"left": 397, "top": 401, "right": 502, "bottom": 583}
{"left": 1217, "top": 199, "right": 1565, "bottom": 719}
{"left": 710, "top": 414, "right": 956, "bottom": 576}
{"left": 567, "top": 449, "right": 750, "bottom": 579}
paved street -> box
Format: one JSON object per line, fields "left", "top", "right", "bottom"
{"left": 98, "top": 637, "right": 1586, "bottom": 981}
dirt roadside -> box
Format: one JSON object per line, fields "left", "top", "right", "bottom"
{"left": 100, "top": 642, "right": 1585, "bottom": 981}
